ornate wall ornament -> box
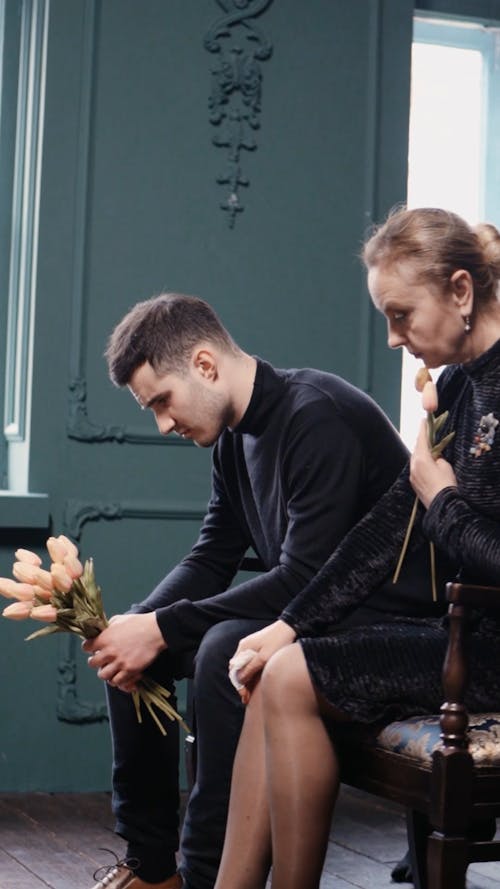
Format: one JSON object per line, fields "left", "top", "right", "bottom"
{"left": 204, "top": 0, "right": 274, "bottom": 226}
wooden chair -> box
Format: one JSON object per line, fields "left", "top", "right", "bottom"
{"left": 336, "top": 581, "right": 500, "bottom": 889}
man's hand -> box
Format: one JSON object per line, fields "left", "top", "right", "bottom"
{"left": 410, "top": 419, "right": 458, "bottom": 509}
{"left": 229, "top": 619, "right": 297, "bottom": 698}
{"left": 82, "top": 612, "right": 167, "bottom": 691}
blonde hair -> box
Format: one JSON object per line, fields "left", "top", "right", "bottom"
{"left": 362, "top": 206, "right": 500, "bottom": 307}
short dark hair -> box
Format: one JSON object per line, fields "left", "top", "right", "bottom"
{"left": 105, "top": 292, "right": 238, "bottom": 386}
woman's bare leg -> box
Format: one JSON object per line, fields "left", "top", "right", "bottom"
{"left": 262, "top": 643, "right": 340, "bottom": 889}
{"left": 214, "top": 679, "right": 272, "bottom": 889}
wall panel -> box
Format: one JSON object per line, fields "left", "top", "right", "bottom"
{"left": 0, "top": 0, "right": 414, "bottom": 791}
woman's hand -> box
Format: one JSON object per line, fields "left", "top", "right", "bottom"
{"left": 410, "top": 419, "right": 458, "bottom": 508}
{"left": 228, "top": 620, "right": 297, "bottom": 701}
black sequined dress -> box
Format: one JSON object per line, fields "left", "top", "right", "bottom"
{"left": 281, "top": 340, "right": 500, "bottom": 723}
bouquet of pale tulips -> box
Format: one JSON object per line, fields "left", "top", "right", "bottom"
{"left": 0, "top": 535, "right": 188, "bottom": 735}
{"left": 393, "top": 367, "right": 455, "bottom": 601}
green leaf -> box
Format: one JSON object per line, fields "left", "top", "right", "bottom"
{"left": 433, "top": 411, "right": 449, "bottom": 434}
{"left": 431, "top": 430, "right": 456, "bottom": 458}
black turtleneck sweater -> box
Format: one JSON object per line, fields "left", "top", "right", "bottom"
{"left": 133, "top": 358, "right": 408, "bottom": 651}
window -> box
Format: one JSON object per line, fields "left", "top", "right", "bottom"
{"left": 0, "top": 0, "right": 48, "bottom": 491}
{"left": 400, "top": 13, "right": 500, "bottom": 447}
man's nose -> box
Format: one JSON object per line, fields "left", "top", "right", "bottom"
{"left": 157, "top": 414, "right": 176, "bottom": 435}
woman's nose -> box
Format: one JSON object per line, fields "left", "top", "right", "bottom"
{"left": 387, "top": 327, "right": 406, "bottom": 349}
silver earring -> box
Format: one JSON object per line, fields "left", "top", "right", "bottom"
{"left": 464, "top": 315, "right": 471, "bottom": 334}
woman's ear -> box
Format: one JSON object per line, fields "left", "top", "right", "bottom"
{"left": 450, "top": 269, "right": 474, "bottom": 312}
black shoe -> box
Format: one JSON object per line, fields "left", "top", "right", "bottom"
{"left": 391, "top": 848, "right": 412, "bottom": 883}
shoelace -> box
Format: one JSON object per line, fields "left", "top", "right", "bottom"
{"left": 93, "top": 848, "right": 141, "bottom": 884}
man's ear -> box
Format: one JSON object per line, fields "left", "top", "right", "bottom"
{"left": 450, "top": 269, "right": 474, "bottom": 312}
{"left": 193, "top": 348, "right": 218, "bottom": 381}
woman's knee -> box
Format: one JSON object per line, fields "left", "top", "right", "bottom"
{"left": 261, "top": 643, "right": 316, "bottom": 715}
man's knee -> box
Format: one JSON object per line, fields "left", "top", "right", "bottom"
{"left": 195, "top": 619, "right": 268, "bottom": 684}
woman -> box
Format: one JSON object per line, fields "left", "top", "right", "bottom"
{"left": 213, "top": 206, "right": 500, "bottom": 889}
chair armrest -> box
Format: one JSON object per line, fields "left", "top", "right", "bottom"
{"left": 446, "top": 581, "right": 500, "bottom": 609}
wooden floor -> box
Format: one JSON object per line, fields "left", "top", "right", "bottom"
{"left": 0, "top": 785, "right": 499, "bottom": 888}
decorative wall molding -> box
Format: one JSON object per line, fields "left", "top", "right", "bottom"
{"left": 68, "top": 377, "right": 128, "bottom": 442}
{"left": 204, "top": 0, "right": 274, "bottom": 226}
{"left": 63, "top": 2, "right": 181, "bottom": 448}
{"left": 63, "top": 497, "right": 206, "bottom": 540}
{"left": 67, "top": 376, "right": 189, "bottom": 445}
{"left": 56, "top": 495, "right": 205, "bottom": 724}
{"left": 57, "top": 634, "right": 108, "bottom": 724}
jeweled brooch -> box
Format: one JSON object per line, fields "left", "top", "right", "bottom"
{"left": 470, "top": 412, "right": 499, "bottom": 457}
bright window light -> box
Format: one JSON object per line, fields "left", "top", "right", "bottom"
{"left": 407, "top": 43, "right": 482, "bottom": 219}
{"left": 400, "top": 26, "right": 484, "bottom": 448}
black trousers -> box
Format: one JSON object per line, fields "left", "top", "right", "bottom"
{"left": 106, "top": 618, "right": 270, "bottom": 889}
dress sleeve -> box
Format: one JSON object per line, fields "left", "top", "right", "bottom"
{"left": 280, "top": 465, "right": 420, "bottom": 636}
{"left": 422, "top": 487, "right": 500, "bottom": 584}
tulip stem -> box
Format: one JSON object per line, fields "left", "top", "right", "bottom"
{"left": 393, "top": 494, "right": 418, "bottom": 584}
{"left": 430, "top": 541, "right": 437, "bottom": 603}
{"left": 427, "top": 411, "right": 435, "bottom": 447}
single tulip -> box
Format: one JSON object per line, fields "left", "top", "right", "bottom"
{"left": 50, "top": 562, "right": 73, "bottom": 592}
{"left": 35, "top": 567, "right": 55, "bottom": 591}
{"left": 422, "top": 380, "right": 439, "bottom": 413}
{"left": 46, "top": 536, "right": 69, "bottom": 564}
{"left": 30, "top": 604, "right": 58, "bottom": 622}
{"left": 12, "top": 561, "right": 40, "bottom": 585}
{"left": 14, "top": 548, "right": 42, "bottom": 566}
{"left": 0, "top": 577, "right": 35, "bottom": 601}
{"left": 12, "top": 563, "right": 54, "bottom": 592}
{"left": 63, "top": 554, "right": 83, "bottom": 580}
{"left": 32, "top": 583, "right": 53, "bottom": 603}
{"left": 57, "top": 534, "right": 79, "bottom": 559}
{"left": 3, "top": 600, "right": 32, "bottom": 620}
{"left": 414, "top": 366, "right": 432, "bottom": 393}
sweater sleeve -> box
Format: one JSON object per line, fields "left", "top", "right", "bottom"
{"left": 280, "top": 465, "right": 420, "bottom": 636}
{"left": 154, "top": 407, "right": 406, "bottom": 651}
{"left": 422, "top": 487, "right": 500, "bottom": 583}
{"left": 129, "top": 455, "right": 253, "bottom": 613}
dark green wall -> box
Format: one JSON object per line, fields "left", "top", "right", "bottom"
{"left": 418, "top": 0, "right": 500, "bottom": 18}
{"left": 0, "top": 0, "right": 479, "bottom": 791}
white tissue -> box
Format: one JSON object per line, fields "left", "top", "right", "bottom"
{"left": 228, "top": 648, "right": 258, "bottom": 690}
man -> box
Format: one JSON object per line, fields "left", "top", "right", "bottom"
{"left": 85, "top": 292, "right": 408, "bottom": 889}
